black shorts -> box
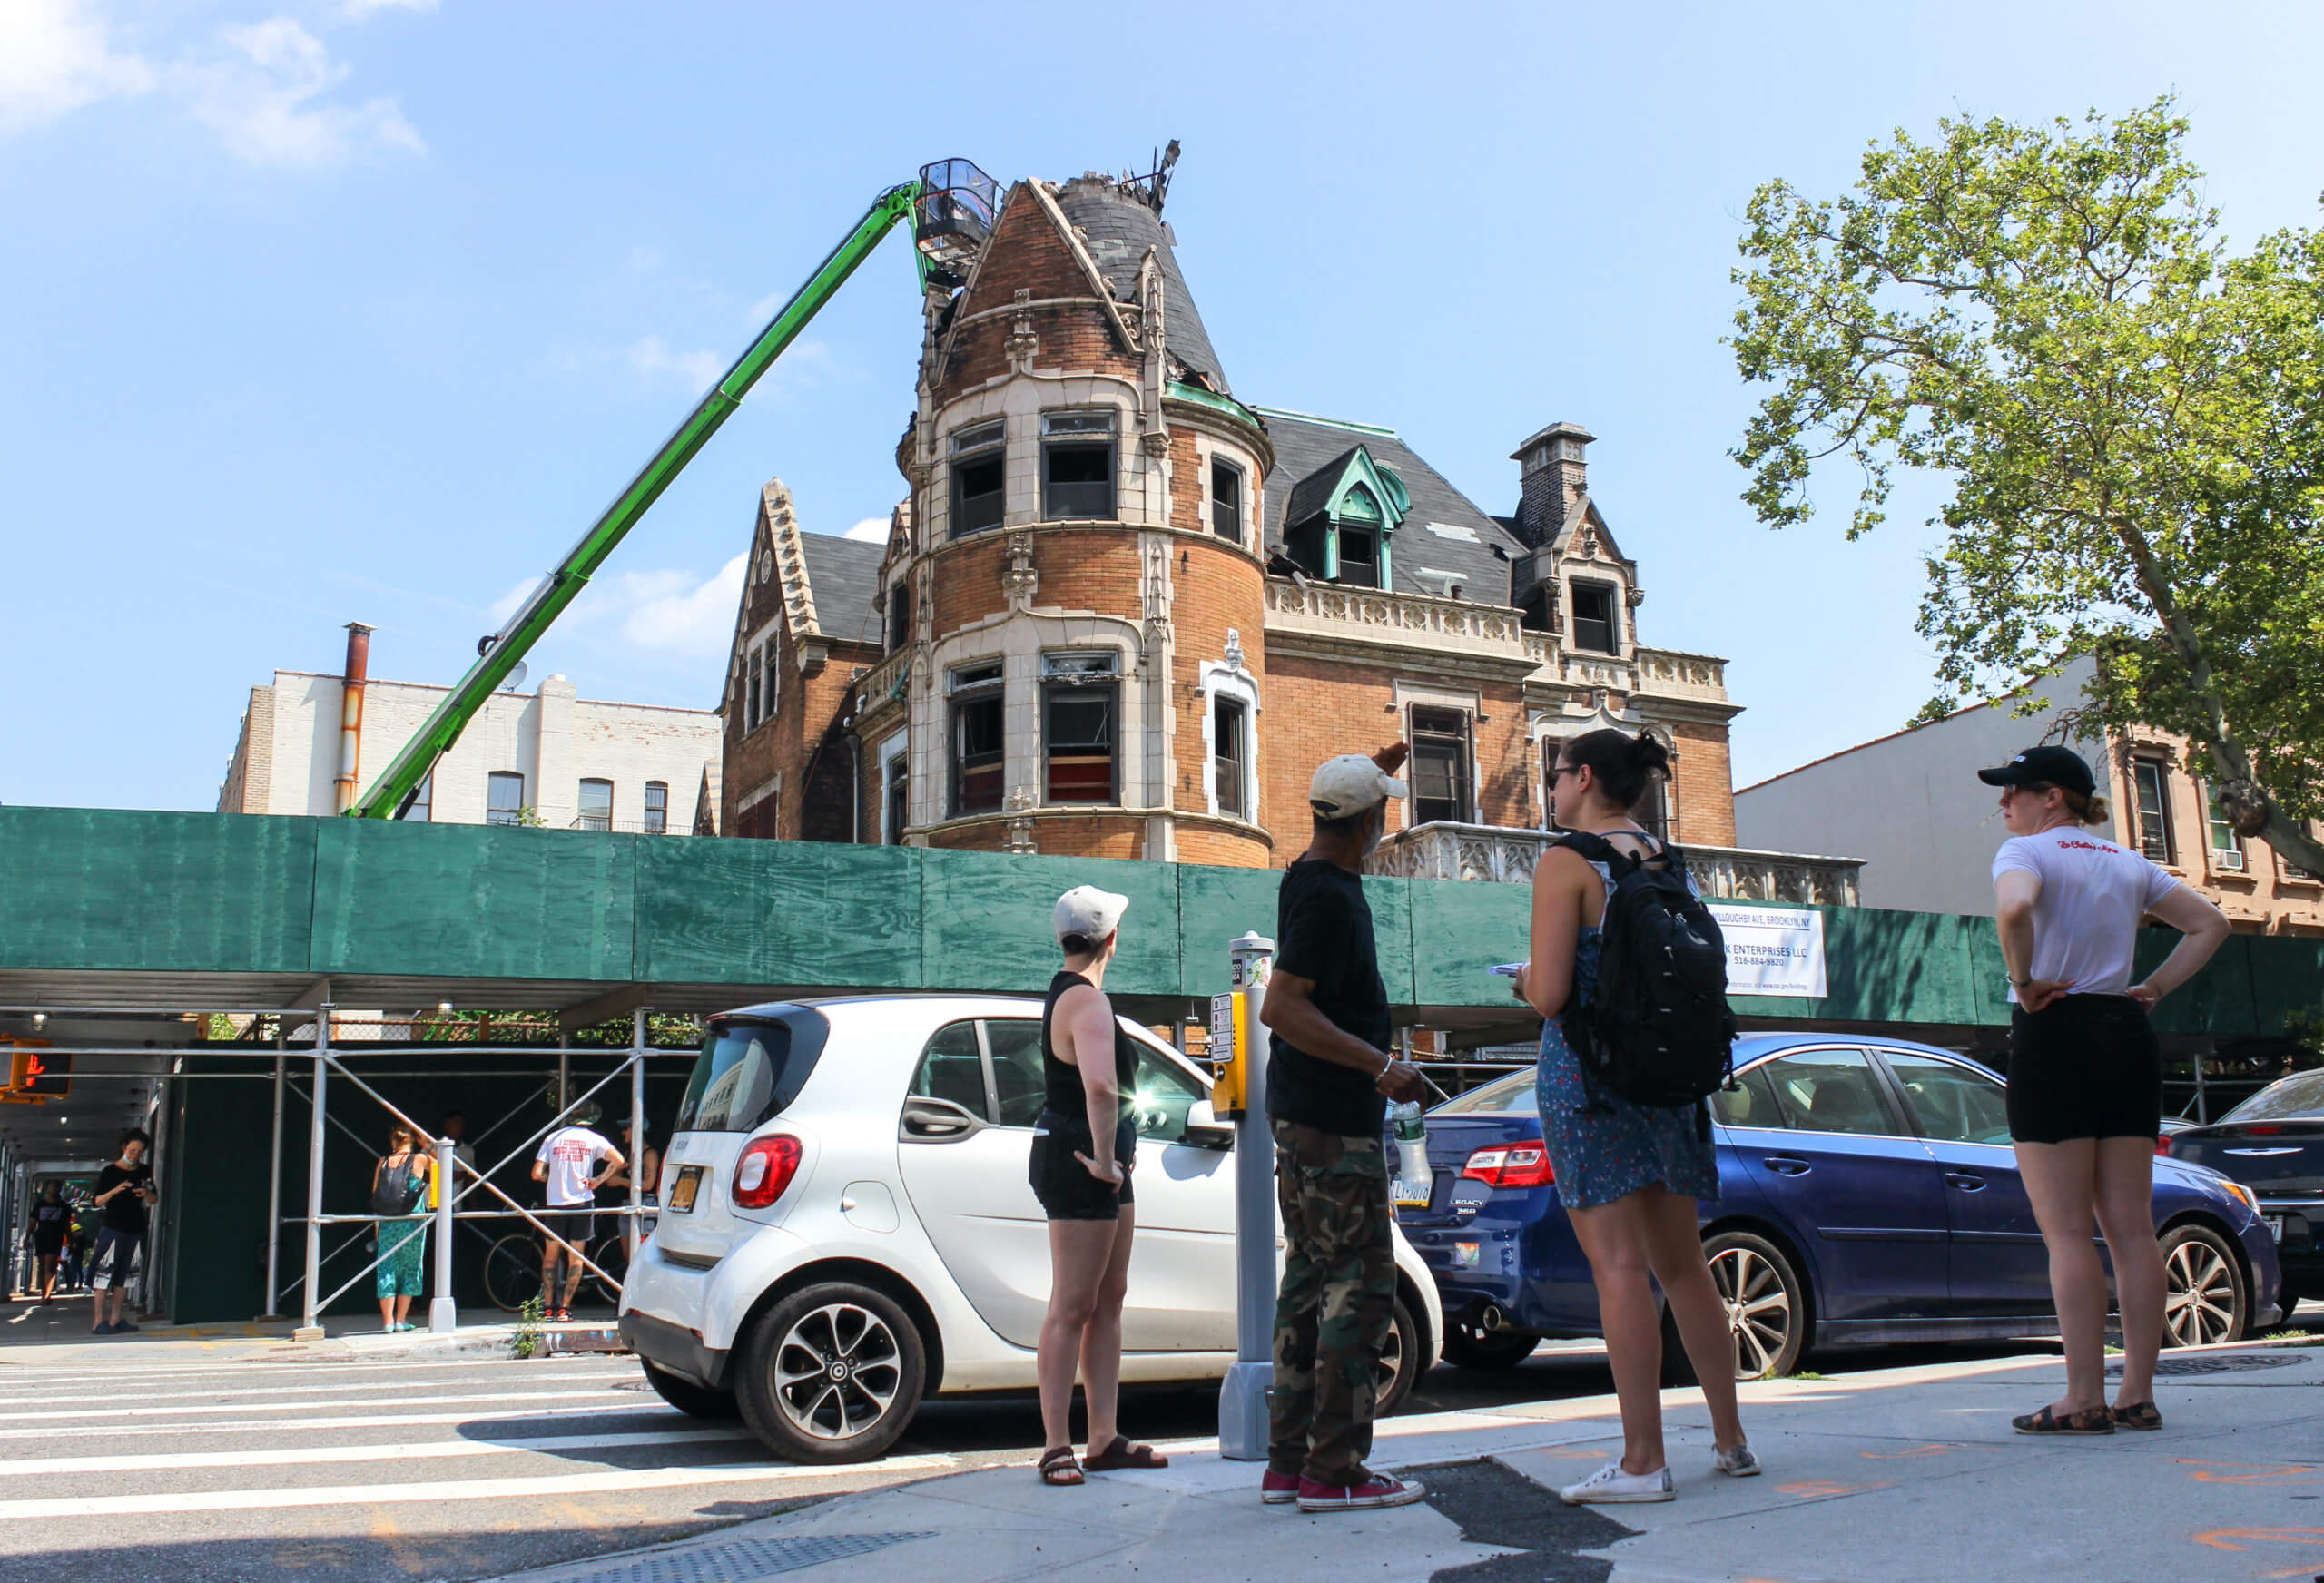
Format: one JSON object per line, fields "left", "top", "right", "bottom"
{"left": 2008, "top": 994, "right": 2162, "bottom": 1145}
{"left": 32, "top": 1235, "right": 63, "bottom": 1259}
{"left": 1028, "top": 1112, "right": 1137, "bottom": 1222}
{"left": 539, "top": 1209, "right": 595, "bottom": 1246}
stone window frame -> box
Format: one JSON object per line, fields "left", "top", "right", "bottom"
{"left": 877, "top": 729, "right": 909, "bottom": 846}
{"left": 740, "top": 621, "right": 780, "bottom": 734}
{"left": 1394, "top": 681, "right": 1482, "bottom": 830}
{"left": 1039, "top": 650, "right": 1122, "bottom": 807}
{"left": 949, "top": 419, "right": 1007, "bottom": 540}
{"left": 1197, "top": 656, "right": 1262, "bottom": 823}
{"left": 2127, "top": 754, "right": 2177, "bottom": 868}
{"left": 947, "top": 659, "right": 1007, "bottom": 819}
{"left": 1568, "top": 578, "right": 1621, "bottom": 654}
{"left": 1531, "top": 708, "right": 1679, "bottom": 841}
{"left": 924, "top": 381, "right": 1146, "bottom": 538}
{"left": 1040, "top": 409, "right": 1119, "bottom": 522}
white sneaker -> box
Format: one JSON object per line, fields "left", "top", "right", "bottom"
{"left": 1557, "top": 1459, "right": 1674, "bottom": 1505}
{"left": 1713, "top": 1442, "right": 1761, "bottom": 1478}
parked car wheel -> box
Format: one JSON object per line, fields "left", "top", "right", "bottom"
{"left": 2161, "top": 1224, "right": 2247, "bottom": 1348}
{"left": 1442, "top": 1318, "right": 1537, "bottom": 1371}
{"left": 734, "top": 1282, "right": 927, "bottom": 1463}
{"left": 1703, "top": 1231, "right": 1808, "bottom": 1380}
{"left": 640, "top": 1360, "right": 740, "bottom": 1420}
{"left": 1374, "top": 1296, "right": 1423, "bottom": 1414}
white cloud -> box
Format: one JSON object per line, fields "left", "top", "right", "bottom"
{"left": 842, "top": 518, "right": 889, "bottom": 544}
{"left": 0, "top": 0, "right": 155, "bottom": 133}
{"left": 486, "top": 557, "right": 745, "bottom": 662}
{"left": 342, "top": 0, "right": 435, "bottom": 15}
{"left": 180, "top": 17, "right": 423, "bottom": 170}
{"left": 486, "top": 575, "right": 544, "bottom": 628}
{"left": 626, "top": 335, "right": 724, "bottom": 391}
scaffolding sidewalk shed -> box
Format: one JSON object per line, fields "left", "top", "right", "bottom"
{"left": 0, "top": 1003, "right": 702, "bottom": 1331}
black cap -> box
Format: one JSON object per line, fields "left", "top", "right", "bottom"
{"left": 1977, "top": 745, "right": 2096, "bottom": 798}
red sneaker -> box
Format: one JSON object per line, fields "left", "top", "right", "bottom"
{"left": 1295, "top": 1471, "right": 1427, "bottom": 1513}
{"left": 1260, "top": 1470, "right": 1302, "bottom": 1506}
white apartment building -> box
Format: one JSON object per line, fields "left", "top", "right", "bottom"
{"left": 218, "top": 665, "right": 721, "bottom": 834}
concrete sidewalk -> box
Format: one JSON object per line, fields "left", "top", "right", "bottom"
{"left": 0, "top": 1296, "right": 615, "bottom": 1367}
{"left": 485, "top": 1341, "right": 2324, "bottom": 1583}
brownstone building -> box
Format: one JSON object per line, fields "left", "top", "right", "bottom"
{"left": 721, "top": 164, "right": 1758, "bottom": 877}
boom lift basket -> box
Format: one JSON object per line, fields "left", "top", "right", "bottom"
{"left": 913, "top": 159, "right": 1000, "bottom": 285}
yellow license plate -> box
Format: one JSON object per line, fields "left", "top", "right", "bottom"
{"left": 667, "top": 1166, "right": 704, "bottom": 1213}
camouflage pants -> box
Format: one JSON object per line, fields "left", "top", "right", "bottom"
{"left": 1268, "top": 1120, "right": 1396, "bottom": 1484}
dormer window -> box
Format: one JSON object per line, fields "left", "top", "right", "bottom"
{"left": 950, "top": 421, "right": 1005, "bottom": 538}
{"left": 1280, "top": 445, "right": 1404, "bottom": 590}
{"left": 1042, "top": 410, "right": 1116, "bottom": 520}
{"left": 1336, "top": 526, "right": 1381, "bottom": 588}
{"left": 1571, "top": 580, "right": 1619, "bottom": 653}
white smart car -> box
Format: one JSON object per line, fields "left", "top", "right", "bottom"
{"left": 618, "top": 995, "right": 1444, "bottom": 1463}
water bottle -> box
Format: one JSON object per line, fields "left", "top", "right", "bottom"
{"left": 1388, "top": 1099, "right": 1429, "bottom": 1203}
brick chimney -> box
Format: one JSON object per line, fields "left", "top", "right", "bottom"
{"left": 1511, "top": 421, "right": 1594, "bottom": 549}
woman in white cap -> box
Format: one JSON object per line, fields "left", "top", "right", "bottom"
{"left": 1031, "top": 884, "right": 1170, "bottom": 1486}
{"left": 1980, "top": 745, "right": 2228, "bottom": 1435}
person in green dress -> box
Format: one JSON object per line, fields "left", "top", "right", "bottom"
{"left": 371, "top": 1125, "right": 436, "bottom": 1332}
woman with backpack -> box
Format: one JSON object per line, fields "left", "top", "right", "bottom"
{"left": 370, "top": 1124, "right": 436, "bottom": 1332}
{"left": 1512, "top": 728, "right": 1755, "bottom": 1504}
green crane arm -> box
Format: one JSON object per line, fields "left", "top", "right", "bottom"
{"left": 350, "top": 180, "right": 926, "bottom": 820}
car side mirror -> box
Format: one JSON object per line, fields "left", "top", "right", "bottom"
{"left": 1178, "top": 1099, "right": 1234, "bottom": 1151}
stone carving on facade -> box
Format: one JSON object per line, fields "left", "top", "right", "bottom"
{"left": 1002, "top": 532, "right": 1039, "bottom": 611}
{"left": 1367, "top": 821, "right": 1862, "bottom": 907}
{"left": 1222, "top": 627, "right": 1246, "bottom": 673}
{"left": 1004, "top": 784, "right": 1039, "bottom": 854}
{"left": 1003, "top": 289, "right": 1039, "bottom": 371}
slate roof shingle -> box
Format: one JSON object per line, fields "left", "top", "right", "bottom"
{"left": 1258, "top": 411, "right": 1526, "bottom": 605}
{"left": 1052, "top": 179, "right": 1229, "bottom": 395}
{"left": 795, "top": 532, "right": 887, "bottom": 650}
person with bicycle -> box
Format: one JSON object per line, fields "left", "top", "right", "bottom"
{"left": 532, "top": 1101, "right": 623, "bottom": 1322}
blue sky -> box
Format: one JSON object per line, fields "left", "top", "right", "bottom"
{"left": 4, "top": 0, "right": 2319, "bottom": 812}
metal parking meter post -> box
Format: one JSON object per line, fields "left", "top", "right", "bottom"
{"left": 1218, "top": 930, "right": 1276, "bottom": 1461}
{"left": 627, "top": 1007, "right": 648, "bottom": 1263}
{"left": 428, "top": 1135, "right": 457, "bottom": 1333}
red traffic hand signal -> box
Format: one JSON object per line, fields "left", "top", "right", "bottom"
{"left": 6, "top": 1042, "right": 68, "bottom": 1097}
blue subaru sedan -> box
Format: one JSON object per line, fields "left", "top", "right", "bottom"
{"left": 1395, "top": 1034, "right": 2282, "bottom": 1378}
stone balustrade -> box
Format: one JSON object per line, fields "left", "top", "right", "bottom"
{"left": 1366, "top": 821, "right": 1863, "bottom": 906}
{"left": 857, "top": 646, "right": 912, "bottom": 710}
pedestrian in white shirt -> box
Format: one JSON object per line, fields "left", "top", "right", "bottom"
{"left": 1981, "top": 746, "right": 2229, "bottom": 1436}
{"left": 531, "top": 1102, "right": 624, "bottom": 1322}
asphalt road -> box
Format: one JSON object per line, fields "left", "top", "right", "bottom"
{"left": 2, "top": 1309, "right": 2312, "bottom": 1583}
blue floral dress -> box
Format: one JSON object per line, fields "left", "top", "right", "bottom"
{"left": 1535, "top": 855, "right": 1720, "bottom": 1209}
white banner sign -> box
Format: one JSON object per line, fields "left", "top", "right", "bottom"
{"left": 1708, "top": 903, "right": 1827, "bottom": 999}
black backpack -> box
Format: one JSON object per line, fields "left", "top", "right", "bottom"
{"left": 370, "top": 1155, "right": 427, "bottom": 1218}
{"left": 1557, "top": 831, "right": 1738, "bottom": 1112}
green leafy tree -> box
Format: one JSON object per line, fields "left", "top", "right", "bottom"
{"left": 1730, "top": 100, "right": 2324, "bottom": 874}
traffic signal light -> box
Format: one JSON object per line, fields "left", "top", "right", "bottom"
{"left": 5, "top": 1041, "right": 68, "bottom": 1098}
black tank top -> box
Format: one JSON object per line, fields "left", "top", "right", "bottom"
{"left": 1041, "top": 969, "right": 1136, "bottom": 1126}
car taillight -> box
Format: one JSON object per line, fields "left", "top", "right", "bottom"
{"left": 2155, "top": 1135, "right": 2172, "bottom": 1156}
{"left": 732, "top": 1135, "right": 803, "bottom": 1210}
{"left": 1462, "top": 1143, "right": 1554, "bottom": 1189}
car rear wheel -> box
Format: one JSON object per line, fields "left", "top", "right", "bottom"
{"left": 1442, "top": 1319, "right": 1537, "bottom": 1371}
{"left": 2161, "top": 1224, "right": 2247, "bottom": 1348}
{"left": 734, "top": 1282, "right": 927, "bottom": 1463}
{"left": 1697, "top": 1232, "right": 1807, "bottom": 1381}
{"left": 1374, "top": 1296, "right": 1423, "bottom": 1414}
{"left": 640, "top": 1360, "right": 740, "bottom": 1419}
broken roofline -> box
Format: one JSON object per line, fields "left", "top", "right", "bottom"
{"left": 1249, "top": 404, "right": 1398, "bottom": 439}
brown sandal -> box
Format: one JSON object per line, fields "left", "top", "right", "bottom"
{"left": 1083, "top": 1435, "right": 1169, "bottom": 1470}
{"left": 2012, "top": 1404, "right": 2113, "bottom": 1435}
{"left": 1038, "top": 1446, "right": 1084, "bottom": 1485}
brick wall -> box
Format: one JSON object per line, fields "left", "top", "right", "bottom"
{"left": 940, "top": 185, "right": 1142, "bottom": 391}
{"left": 1668, "top": 717, "right": 1737, "bottom": 846}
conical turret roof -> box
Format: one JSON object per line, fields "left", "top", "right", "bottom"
{"left": 1051, "top": 176, "right": 1230, "bottom": 396}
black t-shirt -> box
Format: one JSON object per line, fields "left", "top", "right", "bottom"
{"left": 31, "top": 1202, "right": 69, "bottom": 1244}
{"left": 96, "top": 1163, "right": 153, "bottom": 1234}
{"left": 1266, "top": 859, "right": 1393, "bottom": 1137}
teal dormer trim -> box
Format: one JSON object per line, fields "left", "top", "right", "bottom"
{"left": 1284, "top": 444, "right": 1409, "bottom": 589}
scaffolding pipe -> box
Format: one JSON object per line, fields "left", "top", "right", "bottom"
{"left": 261, "top": 1035, "right": 284, "bottom": 1320}
{"left": 627, "top": 1008, "right": 647, "bottom": 1262}
{"left": 428, "top": 1135, "right": 456, "bottom": 1333}
{"left": 298, "top": 1008, "right": 330, "bottom": 1337}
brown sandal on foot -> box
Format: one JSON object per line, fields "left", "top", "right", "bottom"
{"left": 1083, "top": 1435, "right": 1170, "bottom": 1470}
{"left": 1038, "top": 1446, "right": 1084, "bottom": 1485}
{"left": 2111, "top": 1401, "right": 2163, "bottom": 1431}
{"left": 2012, "top": 1404, "right": 2114, "bottom": 1435}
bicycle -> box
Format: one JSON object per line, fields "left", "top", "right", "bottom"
{"left": 482, "top": 1216, "right": 631, "bottom": 1313}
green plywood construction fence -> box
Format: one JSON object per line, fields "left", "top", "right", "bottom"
{"left": 1, "top": 806, "right": 2315, "bottom": 1037}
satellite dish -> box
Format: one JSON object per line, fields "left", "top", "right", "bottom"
{"left": 502, "top": 662, "right": 528, "bottom": 693}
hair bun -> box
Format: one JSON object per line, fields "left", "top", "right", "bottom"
{"left": 1630, "top": 732, "right": 1671, "bottom": 775}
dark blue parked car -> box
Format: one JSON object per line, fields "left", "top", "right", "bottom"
{"left": 2169, "top": 1066, "right": 2324, "bottom": 1311}
{"left": 1397, "top": 1034, "right": 2281, "bottom": 1378}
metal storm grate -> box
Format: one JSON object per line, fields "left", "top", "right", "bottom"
{"left": 556, "top": 1533, "right": 934, "bottom": 1583}
{"left": 2112, "top": 1351, "right": 2310, "bottom": 1378}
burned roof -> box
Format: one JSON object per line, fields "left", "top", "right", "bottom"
{"left": 1053, "top": 177, "right": 1229, "bottom": 395}
{"left": 795, "top": 532, "right": 887, "bottom": 649}
{"left": 1258, "top": 410, "right": 1526, "bottom": 605}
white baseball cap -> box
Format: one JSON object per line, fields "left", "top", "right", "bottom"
{"left": 1309, "top": 754, "right": 1409, "bottom": 819}
{"left": 1053, "top": 885, "right": 1130, "bottom": 944}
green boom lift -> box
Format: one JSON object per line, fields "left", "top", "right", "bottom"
{"left": 350, "top": 159, "right": 1000, "bottom": 821}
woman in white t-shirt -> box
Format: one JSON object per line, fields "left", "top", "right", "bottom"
{"left": 1980, "top": 746, "right": 2229, "bottom": 1436}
